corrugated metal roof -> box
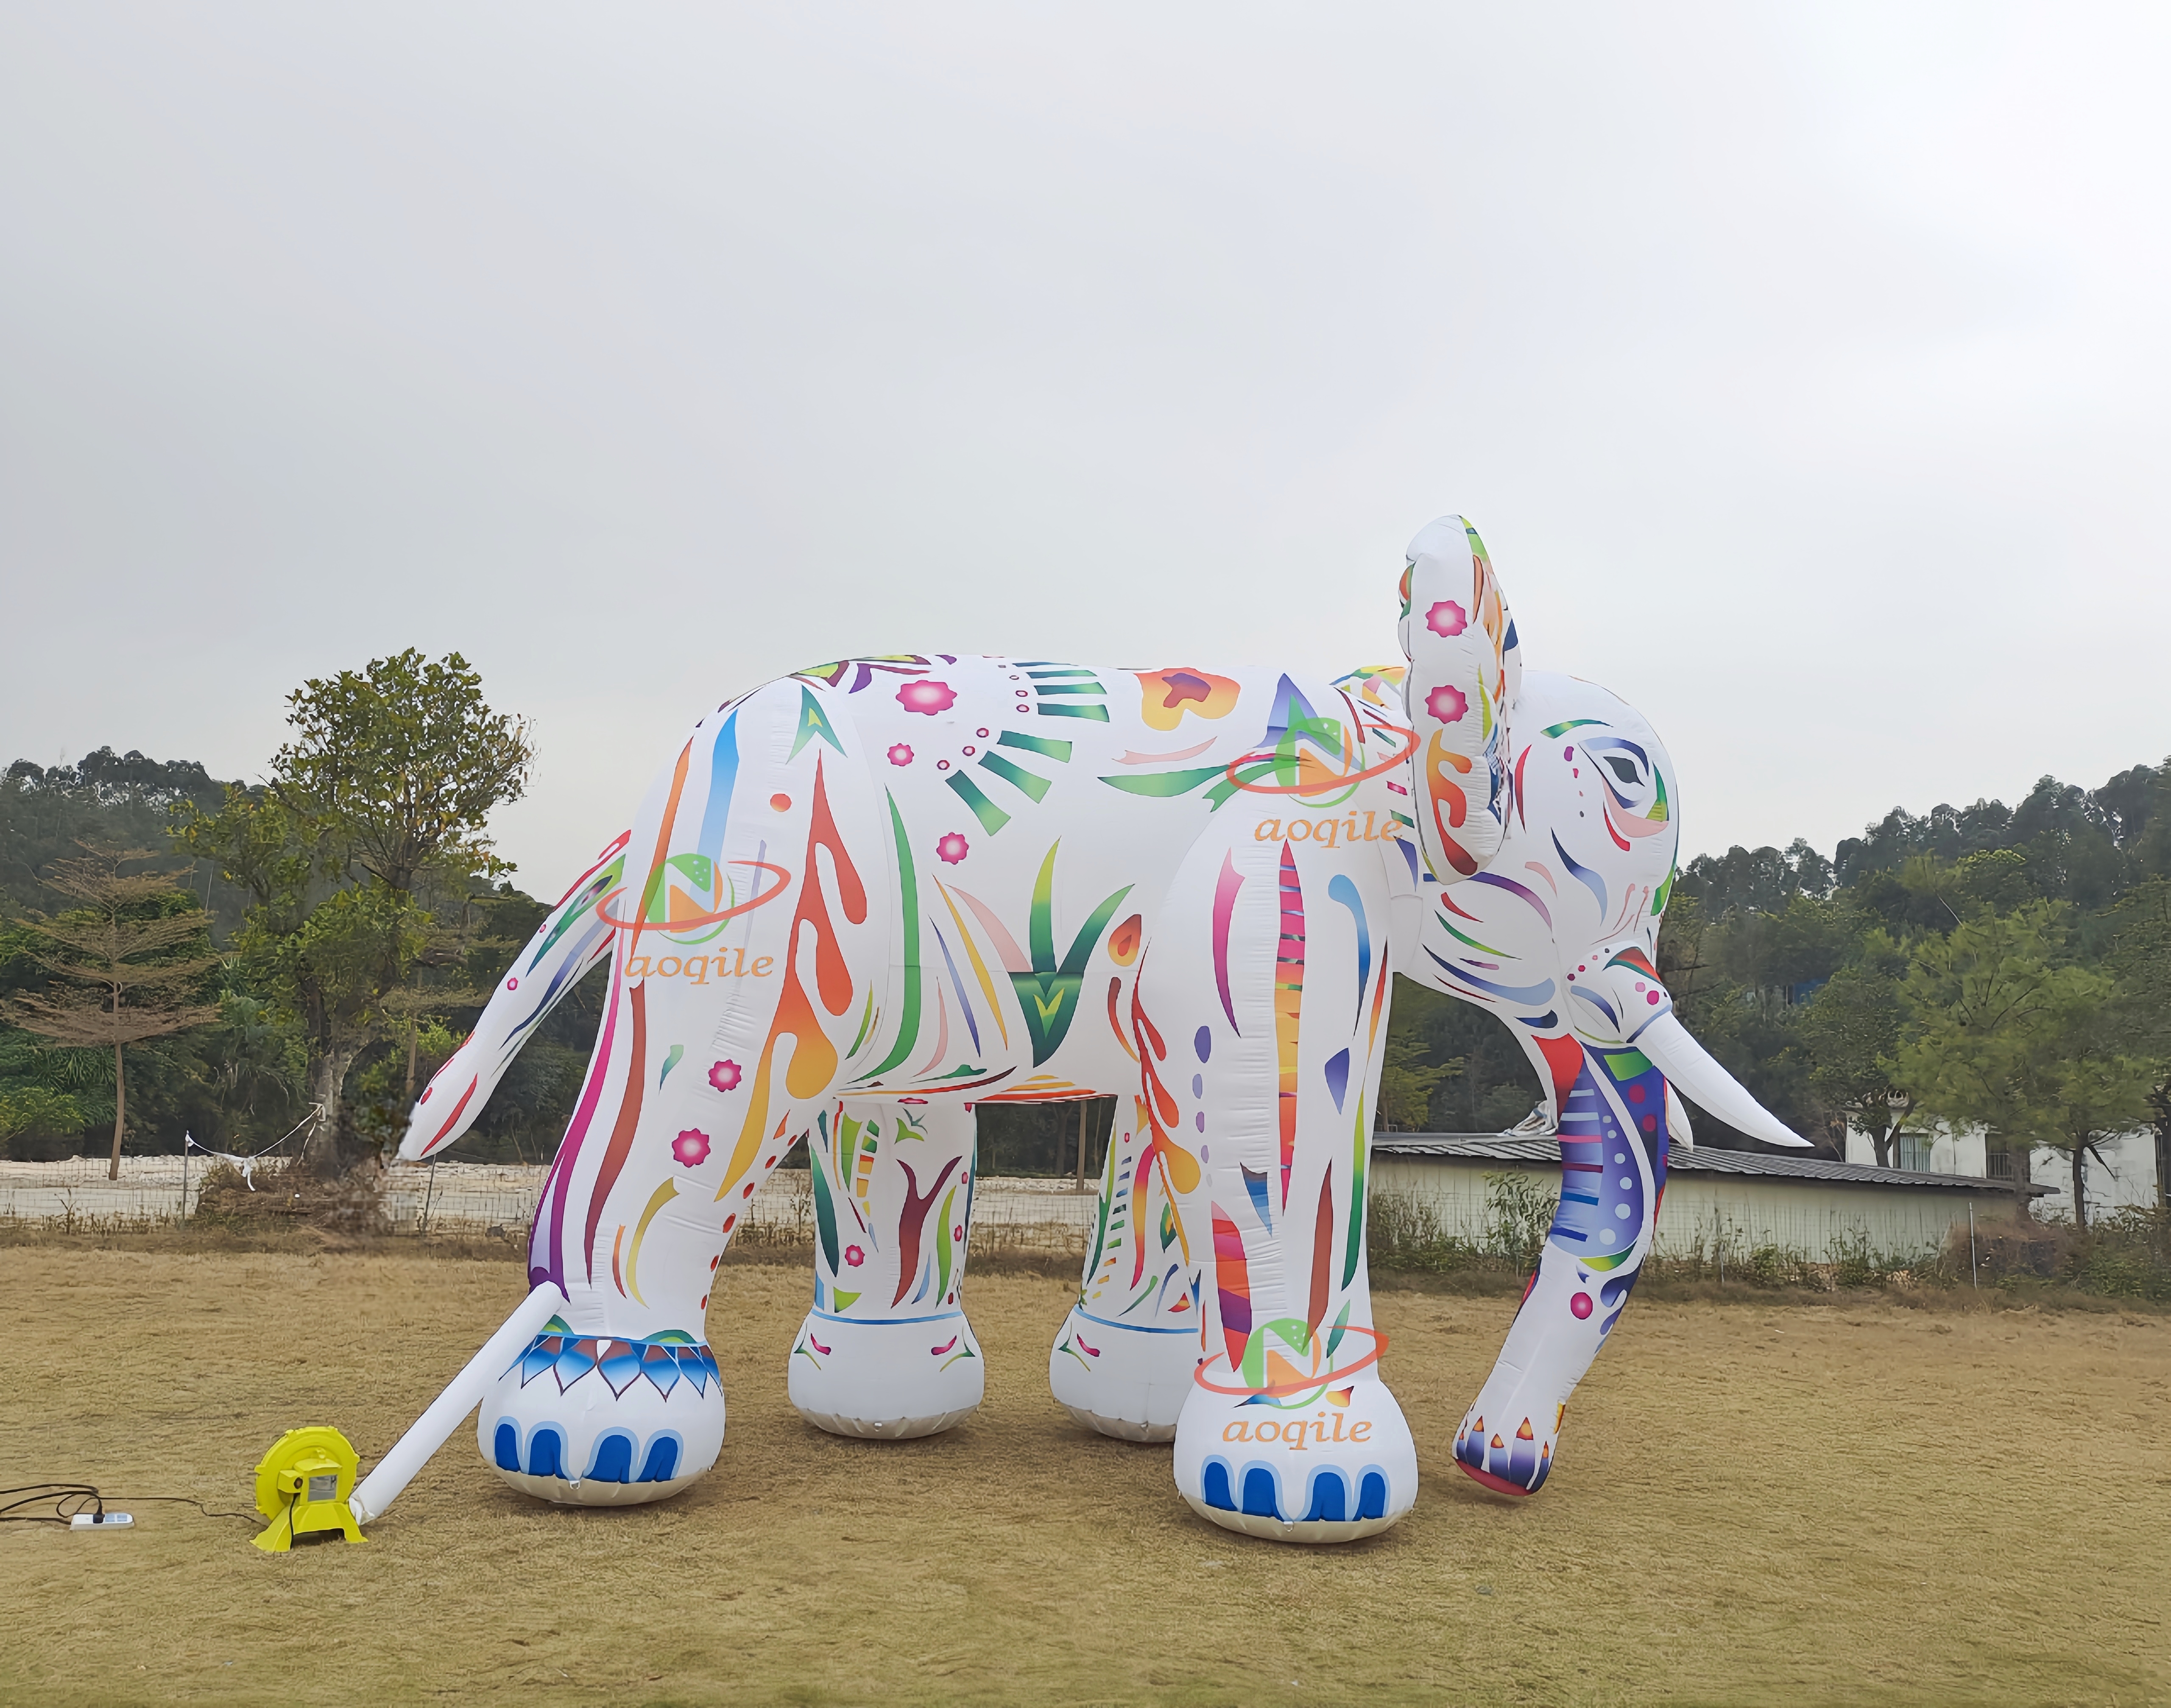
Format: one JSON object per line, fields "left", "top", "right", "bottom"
{"left": 1371, "top": 1133, "right": 2052, "bottom": 1194}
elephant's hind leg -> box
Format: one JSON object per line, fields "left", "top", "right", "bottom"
{"left": 485, "top": 687, "right": 887, "bottom": 1504}
{"left": 1046, "top": 1088, "right": 1198, "bottom": 1443}
{"left": 789, "top": 1097, "right": 985, "bottom": 1438}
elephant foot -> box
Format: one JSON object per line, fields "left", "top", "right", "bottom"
{"left": 1453, "top": 1246, "right": 1637, "bottom": 1496}
{"left": 792, "top": 1404, "right": 980, "bottom": 1441}
{"left": 480, "top": 1325, "right": 726, "bottom": 1507}
{"left": 1060, "top": 1406, "right": 1173, "bottom": 1444}
{"left": 1047, "top": 1305, "right": 1196, "bottom": 1443}
{"left": 1171, "top": 1376, "right": 1418, "bottom": 1544}
{"left": 787, "top": 1311, "right": 984, "bottom": 1439}
{"left": 1453, "top": 1382, "right": 1570, "bottom": 1496}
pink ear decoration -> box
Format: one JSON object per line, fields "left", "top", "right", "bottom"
{"left": 1426, "top": 599, "right": 1469, "bottom": 638}
{"left": 1425, "top": 683, "right": 1469, "bottom": 724}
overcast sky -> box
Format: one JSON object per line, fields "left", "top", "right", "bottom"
{"left": 4, "top": 5, "right": 2166, "bottom": 889}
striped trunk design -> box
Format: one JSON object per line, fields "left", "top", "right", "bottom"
{"left": 1275, "top": 840, "right": 1305, "bottom": 1209}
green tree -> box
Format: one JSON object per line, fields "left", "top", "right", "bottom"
{"left": 204, "top": 993, "right": 308, "bottom": 1125}
{"left": 272, "top": 652, "right": 533, "bottom": 893}
{"left": 0, "top": 848, "right": 219, "bottom": 1176}
{"left": 0, "top": 1083, "right": 89, "bottom": 1148}
{"left": 2100, "top": 876, "right": 2171, "bottom": 1212}
{"left": 1, "top": 750, "right": 243, "bottom": 932}
{"left": 1376, "top": 1019, "right": 1461, "bottom": 1131}
{"left": 1657, "top": 889, "right": 1855, "bottom": 1152}
{"left": 2040, "top": 1027, "right": 2155, "bottom": 1231}
{"left": 1899, "top": 903, "right": 2099, "bottom": 1222}
{"left": 1379, "top": 976, "right": 1530, "bottom": 1132}
{"left": 1798, "top": 929, "right": 1917, "bottom": 1167}
{"left": 0, "top": 1027, "right": 114, "bottom": 1155}
{"left": 176, "top": 651, "right": 533, "bottom": 1165}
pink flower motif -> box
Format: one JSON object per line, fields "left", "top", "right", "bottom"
{"left": 672, "top": 1128, "right": 712, "bottom": 1168}
{"left": 1425, "top": 683, "right": 1469, "bottom": 724}
{"left": 708, "top": 1059, "right": 742, "bottom": 1094}
{"left": 896, "top": 679, "right": 957, "bottom": 716}
{"left": 1426, "top": 599, "right": 1468, "bottom": 638}
{"left": 936, "top": 832, "right": 970, "bottom": 865}
{"left": 844, "top": 1245, "right": 865, "bottom": 1268}
{"left": 887, "top": 743, "right": 914, "bottom": 767}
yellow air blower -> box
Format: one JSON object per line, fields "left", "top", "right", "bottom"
{"left": 251, "top": 1427, "right": 366, "bottom": 1552}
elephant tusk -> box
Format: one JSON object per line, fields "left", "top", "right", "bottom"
{"left": 1635, "top": 1012, "right": 1808, "bottom": 1148}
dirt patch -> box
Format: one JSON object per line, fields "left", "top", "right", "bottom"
{"left": 2, "top": 1250, "right": 2165, "bottom": 1706}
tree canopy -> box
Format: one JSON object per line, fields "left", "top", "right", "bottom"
{"left": 175, "top": 650, "right": 535, "bottom": 1167}
{"left": 0, "top": 847, "right": 220, "bottom": 1176}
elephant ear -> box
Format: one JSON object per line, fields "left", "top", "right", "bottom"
{"left": 1398, "top": 515, "right": 1521, "bottom": 881}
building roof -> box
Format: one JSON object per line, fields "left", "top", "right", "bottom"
{"left": 1371, "top": 1133, "right": 2054, "bottom": 1195}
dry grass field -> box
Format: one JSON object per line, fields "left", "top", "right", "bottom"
{"left": 0, "top": 1247, "right": 2164, "bottom": 1708}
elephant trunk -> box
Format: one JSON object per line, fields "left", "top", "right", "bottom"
{"left": 1453, "top": 1010, "right": 1800, "bottom": 1499}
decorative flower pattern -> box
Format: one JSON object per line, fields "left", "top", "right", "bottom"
{"left": 936, "top": 832, "right": 970, "bottom": 865}
{"left": 896, "top": 679, "right": 957, "bottom": 715}
{"left": 1426, "top": 683, "right": 1469, "bottom": 724}
{"left": 1426, "top": 599, "right": 1468, "bottom": 638}
{"left": 708, "top": 1059, "right": 742, "bottom": 1094}
{"left": 844, "top": 1245, "right": 865, "bottom": 1268}
{"left": 672, "top": 1128, "right": 712, "bottom": 1168}
{"left": 1134, "top": 666, "right": 1241, "bottom": 731}
{"left": 887, "top": 743, "right": 914, "bottom": 766}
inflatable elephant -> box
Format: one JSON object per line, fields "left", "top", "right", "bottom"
{"left": 396, "top": 514, "right": 1801, "bottom": 1543}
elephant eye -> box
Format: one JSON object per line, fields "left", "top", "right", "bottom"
{"left": 1602, "top": 755, "right": 1641, "bottom": 785}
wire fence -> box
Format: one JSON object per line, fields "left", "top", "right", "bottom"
{"left": 0, "top": 1157, "right": 1105, "bottom": 1257}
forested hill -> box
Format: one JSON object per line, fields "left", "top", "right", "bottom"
{"left": 3, "top": 750, "right": 253, "bottom": 938}
{"left": 2, "top": 744, "right": 599, "bottom": 1163}
{"left": 1680, "top": 762, "right": 2168, "bottom": 921}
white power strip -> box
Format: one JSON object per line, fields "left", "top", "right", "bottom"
{"left": 70, "top": 1512, "right": 133, "bottom": 1529}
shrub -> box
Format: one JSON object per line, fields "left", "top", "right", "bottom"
{"left": 191, "top": 1158, "right": 386, "bottom": 1235}
{"left": 1366, "top": 1190, "right": 1483, "bottom": 1273}
{"left": 1482, "top": 1171, "right": 1557, "bottom": 1271}
{"left": 2066, "top": 1206, "right": 2171, "bottom": 1301}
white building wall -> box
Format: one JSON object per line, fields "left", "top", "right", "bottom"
{"left": 1844, "top": 1122, "right": 2161, "bottom": 1221}
{"left": 1842, "top": 1120, "right": 1984, "bottom": 1176}
{"left": 2028, "top": 1129, "right": 2160, "bottom": 1221}
{"left": 1370, "top": 1155, "right": 2008, "bottom": 1265}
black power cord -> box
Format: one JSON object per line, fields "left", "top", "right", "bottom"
{"left": 0, "top": 1483, "right": 103, "bottom": 1525}
{"left": 0, "top": 1482, "right": 256, "bottom": 1528}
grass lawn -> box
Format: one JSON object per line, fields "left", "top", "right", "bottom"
{"left": 1, "top": 1247, "right": 2164, "bottom": 1706}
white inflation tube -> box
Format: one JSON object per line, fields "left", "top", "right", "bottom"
{"left": 350, "top": 1282, "right": 568, "bottom": 1524}
{"left": 1635, "top": 1011, "right": 1809, "bottom": 1148}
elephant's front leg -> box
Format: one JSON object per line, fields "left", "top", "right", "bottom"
{"left": 789, "top": 1097, "right": 984, "bottom": 1438}
{"left": 1453, "top": 1040, "right": 1669, "bottom": 1495}
{"left": 1155, "top": 818, "right": 1419, "bottom": 1543}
